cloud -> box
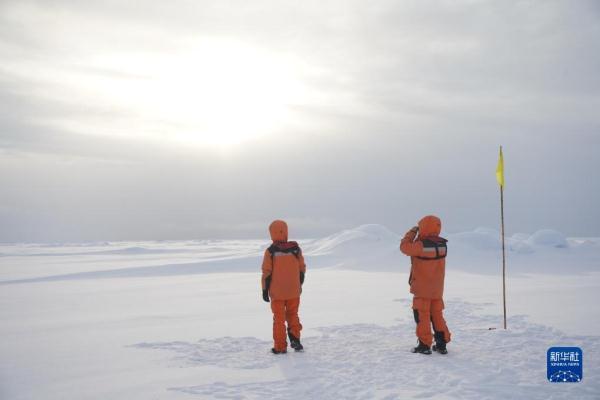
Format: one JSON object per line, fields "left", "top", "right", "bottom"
{"left": 1, "top": 0, "right": 599, "bottom": 241}
{"left": 2, "top": 1, "right": 600, "bottom": 147}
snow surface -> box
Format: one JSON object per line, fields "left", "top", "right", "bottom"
{"left": 1, "top": 225, "right": 599, "bottom": 399}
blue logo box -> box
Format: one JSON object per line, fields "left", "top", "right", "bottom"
{"left": 547, "top": 347, "right": 582, "bottom": 382}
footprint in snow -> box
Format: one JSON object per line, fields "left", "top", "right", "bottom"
{"left": 132, "top": 300, "right": 600, "bottom": 400}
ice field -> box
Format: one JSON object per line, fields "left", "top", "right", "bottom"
{"left": 1, "top": 225, "right": 599, "bottom": 399}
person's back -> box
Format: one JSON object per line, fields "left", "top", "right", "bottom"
{"left": 400, "top": 215, "right": 451, "bottom": 355}
{"left": 261, "top": 220, "right": 306, "bottom": 354}
{"left": 265, "top": 242, "right": 303, "bottom": 301}
{"left": 400, "top": 216, "right": 447, "bottom": 299}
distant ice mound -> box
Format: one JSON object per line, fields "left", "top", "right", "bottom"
{"left": 449, "top": 228, "right": 501, "bottom": 251}
{"left": 527, "top": 229, "right": 568, "bottom": 248}
{"left": 448, "top": 227, "right": 569, "bottom": 254}
{"left": 307, "top": 224, "right": 400, "bottom": 256}
{"left": 473, "top": 227, "right": 500, "bottom": 236}
{"left": 97, "top": 246, "right": 189, "bottom": 255}
{"left": 508, "top": 240, "right": 534, "bottom": 254}
{"left": 302, "top": 225, "right": 575, "bottom": 273}
{"left": 354, "top": 224, "right": 400, "bottom": 241}
{"left": 511, "top": 233, "right": 531, "bottom": 241}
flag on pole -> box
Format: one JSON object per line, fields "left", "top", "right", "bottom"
{"left": 497, "top": 145, "right": 507, "bottom": 329}
{"left": 496, "top": 146, "right": 504, "bottom": 187}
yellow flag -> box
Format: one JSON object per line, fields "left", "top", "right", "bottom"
{"left": 496, "top": 146, "right": 504, "bottom": 187}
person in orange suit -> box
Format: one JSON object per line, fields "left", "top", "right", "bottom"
{"left": 261, "top": 220, "right": 306, "bottom": 354}
{"left": 400, "top": 215, "right": 451, "bottom": 355}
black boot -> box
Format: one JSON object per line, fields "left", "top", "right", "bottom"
{"left": 411, "top": 340, "right": 432, "bottom": 355}
{"left": 288, "top": 331, "right": 304, "bottom": 352}
{"left": 433, "top": 331, "right": 448, "bottom": 354}
{"left": 271, "top": 348, "right": 287, "bottom": 354}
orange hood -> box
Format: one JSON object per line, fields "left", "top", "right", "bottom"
{"left": 269, "top": 220, "right": 288, "bottom": 242}
{"left": 418, "top": 215, "right": 442, "bottom": 237}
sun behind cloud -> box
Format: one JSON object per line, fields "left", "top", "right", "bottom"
{"left": 68, "top": 39, "right": 309, "bottom": 147}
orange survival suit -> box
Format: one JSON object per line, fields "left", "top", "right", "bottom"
{"left": 261, "top": 220, "right": 306, "bottom": 352}
{"left": 400, "top": 215, "right": 451, "bottom": 347}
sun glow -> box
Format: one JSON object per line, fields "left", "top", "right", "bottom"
{"left": 85, "top": 40, "right": 307, "bottom": 147}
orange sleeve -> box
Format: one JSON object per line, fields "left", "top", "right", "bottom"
{"left": 261, "top": 249, "right": 272, "bottom": 290}
{"left": 400, "top": 229, "right": 423, "bottom": 257}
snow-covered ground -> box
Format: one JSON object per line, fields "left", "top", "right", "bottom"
{"left": 1, "top": 225, "right": 599, "bottom": 399}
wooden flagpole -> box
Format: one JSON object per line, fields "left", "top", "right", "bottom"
{"left": 500, "top": 179, "right": 507, "bottom": 329}
{"left": 498, "top": 145, "right": 507, "bottom": 330}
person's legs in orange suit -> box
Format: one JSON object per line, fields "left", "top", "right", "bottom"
{"left": 285, "top": 298, "right": 302, "bottom": 340}
{"left": 271, "top": 300, "right": 287, "bottom": 352}
{"left": 431, "top": 299, "right": 451, "bottom": 345}
{"left": 413, "top": 297, "right": 433, "bottom": 346}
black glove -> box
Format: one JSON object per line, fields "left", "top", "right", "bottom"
{"left": 262, "top": 289, "right": 270, "bottom": 302}
{"left": 300, "top": 271, "right": 305, "bottom": 285}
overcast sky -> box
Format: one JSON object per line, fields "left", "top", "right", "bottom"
{"left": 1, "top": 0, "right": 599, "bottom": 242}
